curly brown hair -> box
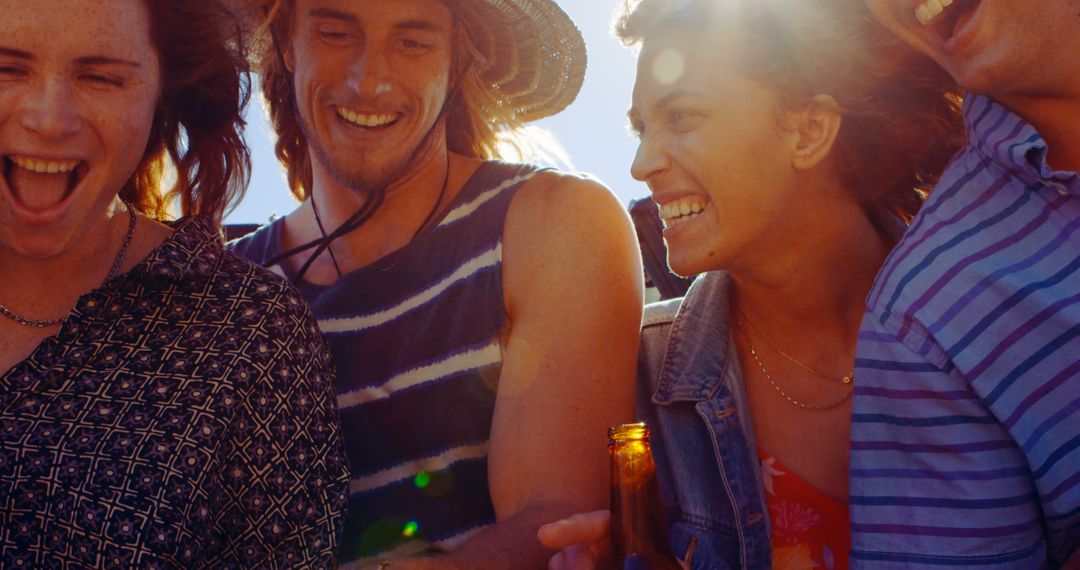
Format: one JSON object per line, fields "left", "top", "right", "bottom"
{"left": 616, "top": 0, "right": 965, "bottom": 229}
{"left": 252, "top": 0, "right": 527, "bottom": 201}
{"left": 124, "top": 0, "right": 252, "bottom": 221}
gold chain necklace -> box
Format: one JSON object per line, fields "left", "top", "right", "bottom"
{"left": 737, "top": 307, "right": 854, "bottom": 384}
{"left": 735, "top": 310, "right": 853, "bottom": 411}
{"left": 0, "top": 205, "right": 137, "bottom": 328}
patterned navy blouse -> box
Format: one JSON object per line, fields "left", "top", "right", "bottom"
{"left": 0, "top": 216, "right": 348, "bottom": 568}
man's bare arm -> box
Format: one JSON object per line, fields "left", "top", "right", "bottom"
{"left": 381, "top": 173, "right": 644, "bottom": 569}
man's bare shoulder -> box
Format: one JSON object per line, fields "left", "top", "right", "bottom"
{"left": 500, "top": 167, "right": 642, "bottom": 314}
{"left": 506, "top": 169, "right": 628, "bottom": 230}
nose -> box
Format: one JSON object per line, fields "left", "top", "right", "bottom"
{"left": 630, "top": 133, "right": 669, "bottom": 183}
{"left": 19, "top": 77, "right": 81, "bottom": 141}
{"left": 345, "top": 44, "right": 393, "bottom": 99}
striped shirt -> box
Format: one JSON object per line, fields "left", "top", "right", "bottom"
{"left": 851, "top": 94, "right": 1080, "bottom": 568}
{"left": 230, "top": 161, "right": 542, "bottom": 566}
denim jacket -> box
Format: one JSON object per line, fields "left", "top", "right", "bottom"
{"left": 638, "top": 271, "right": 772, "bottom": 569}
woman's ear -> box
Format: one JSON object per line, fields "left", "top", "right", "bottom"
{"left": 780, "top": 94, "right": 843, "bottom": 171}
{"left": 283, "top": 45, "right": 294, "bottom": 73}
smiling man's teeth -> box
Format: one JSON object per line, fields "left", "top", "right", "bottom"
{"left": 10, "top": 156, "right": 80, "bottom": 174}
{"left": 337, "top": 108, "right": 396, "bottom": 128}
{"left": 658, "top": 197, "right": 707, "bottom": 228}
{"left": 915, "top": 0, "right": 954, "bottom": 25}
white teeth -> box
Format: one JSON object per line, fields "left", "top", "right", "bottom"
{"left": 658, "top": 197, "right": 708, "bottom": 228}
{"left": 915, "top": 0, "right": 956, "bottom": 25}
{"left": 916, "top": 4, "right": 931, "bottom": 24}
{"left": 664, "top": 211, "right": 701, "bottom": 228}
{"left": 337, "top": 107, "right": 397, "bottom": 128}
{"left": 10, "top": 156, "right": 79, "bottom": 174}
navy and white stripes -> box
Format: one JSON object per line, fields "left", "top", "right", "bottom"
{"left": 230, "top": 162, "right": 543, "bottom": 564}
{"left": 851, "top": 95, "right": 1080, "bottom": 567}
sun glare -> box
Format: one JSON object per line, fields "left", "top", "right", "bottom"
{"left": 652, "top": 48, "right": 685, "bottom": 85}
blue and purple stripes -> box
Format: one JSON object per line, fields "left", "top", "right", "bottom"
{"left": 851, "top": 95, "right": 1080, "bottom": 568}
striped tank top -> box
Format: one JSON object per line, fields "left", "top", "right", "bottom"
{"left": 229, "top": 161, "right": 543, "bottom": 564}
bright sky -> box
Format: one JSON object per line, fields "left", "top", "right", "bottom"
{"left": 226, "top": 0, "right": 649, "bottom": 224}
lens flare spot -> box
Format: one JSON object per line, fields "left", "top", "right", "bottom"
{"left": 414, "top": 472, "right": 431, "bottom": 489}
{"left": 402, "top": 521, "right": 419, "bottom": 538}
{"left": 652, "top": 49, "right": 685, "bottom": 85}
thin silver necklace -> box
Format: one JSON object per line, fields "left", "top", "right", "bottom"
{"left": 0, "top": 205, "right": 137, "bottom": 328}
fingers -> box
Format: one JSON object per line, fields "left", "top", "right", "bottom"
{"left": 549, "top": 544, "right": 602, "bottom": 570}
{"left": 538, "top": 510, "right": 611, "bottom": 549}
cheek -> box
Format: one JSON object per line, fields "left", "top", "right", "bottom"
{"left": 96, "top": 91, "right": 159, "bottom": 176}
{"left": 413, "top": 54, "right": 451, "bottom": 107}
{"left": 680, "top": 126, "right": 765, "bottom": 192}
{"left": 865, "top": 1, "right": 904, "bottom": 32}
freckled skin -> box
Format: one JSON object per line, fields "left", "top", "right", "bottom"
{"left": 0, "top": 0, "right": 161, "bottom": 261}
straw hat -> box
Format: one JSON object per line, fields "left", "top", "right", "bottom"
{"left": 234, "top": 0, "right": 587, "bottom": 122}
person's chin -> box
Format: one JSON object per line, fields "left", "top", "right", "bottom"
{"left": 0, "top": 225, "right": 78, "bottom": 261}
{"left": 941, "top": 51, "right": 1015, "bottom": 96}
{"left": 666, "top": 250, "right": 713, "bottom": 279}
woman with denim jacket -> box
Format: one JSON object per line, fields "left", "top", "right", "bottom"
{"left": 539, "top": 0, "right": 963, "bottom": 568}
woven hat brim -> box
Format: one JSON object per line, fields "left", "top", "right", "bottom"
{"left": 448, "top": 0, "right": 587, "bottom": 122}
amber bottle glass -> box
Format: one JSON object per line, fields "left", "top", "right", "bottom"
{"left": 608, "top": 423, "right": 682, "bottom": 570}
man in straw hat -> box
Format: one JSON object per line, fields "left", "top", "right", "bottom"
{"left": 228, "top": 0, "right": 643, "bottom": 567}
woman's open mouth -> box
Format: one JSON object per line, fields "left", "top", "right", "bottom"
{"left": 2, "top": 155, "right": 88, "bottom": 214}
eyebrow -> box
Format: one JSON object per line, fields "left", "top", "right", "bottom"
{"left": 309, "top": 7, "right": 358, "bottom": 22}
{"left": 0, "top": 46, "right": 34, "bottom": 60}
{"left": 395, "top": 20, "right": 445, "bottom": 32}
{"left": 308, "top": 8, "right": 444, "bottom": 32}
{"left": 75, "top": 56, "right": 142, "bottom": 69}
{"left": 628, "top": 89, "right": 708, "bottom": 120}
{"left": 0, "top": 47, "right": 140, "bottom": 69}
{"left": 653, "top": 89, "right": 708, "bottom": 110}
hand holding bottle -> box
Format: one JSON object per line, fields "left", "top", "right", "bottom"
{"left": 540, "top": 424, "right": 683, "bottom": 570}
{"left": 538, "top": 510, "right": 613, "bottom": 569}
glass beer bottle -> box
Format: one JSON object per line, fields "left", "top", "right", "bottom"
{"left": 608, "top": 422, "right": 682, "bottom": 570}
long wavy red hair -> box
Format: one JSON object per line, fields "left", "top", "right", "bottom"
{"left": 122, "top": 0, "right": 252, "bottom": 221}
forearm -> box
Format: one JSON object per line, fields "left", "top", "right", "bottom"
{"left": 386, "top": 499, "right": 575, "bottom": 570}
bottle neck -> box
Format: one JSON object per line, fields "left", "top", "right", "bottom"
{"left": 609, "top": 427, "right": 672, "bottom": 566}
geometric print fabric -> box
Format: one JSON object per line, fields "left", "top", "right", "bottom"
{"left": 1, "top": 216, "right": 348, "bottom": 568}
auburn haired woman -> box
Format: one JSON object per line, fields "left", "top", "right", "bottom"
{"left": 0, "top": 0, "right": 346, "bottom": 566}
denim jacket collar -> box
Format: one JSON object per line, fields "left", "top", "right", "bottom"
{"left": 653, "top": 272, "right": 737, "bottom": 405}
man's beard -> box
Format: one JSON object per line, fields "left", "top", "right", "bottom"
{"left": 299, "top": 107, "right": 448, "bottom": 198}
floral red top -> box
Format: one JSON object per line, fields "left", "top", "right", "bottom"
{"left": 758, "top": 448, "right": 849, "bottom": 570}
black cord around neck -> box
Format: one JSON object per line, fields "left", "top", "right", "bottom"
{"left": 311, "top": 191, "right": 344, "bottom": 277}
{"left": 266, "top": 156, "right": 451, "bottom": 283}
{"left": 411, "top": 154, "right": 452, "bottom": 239}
